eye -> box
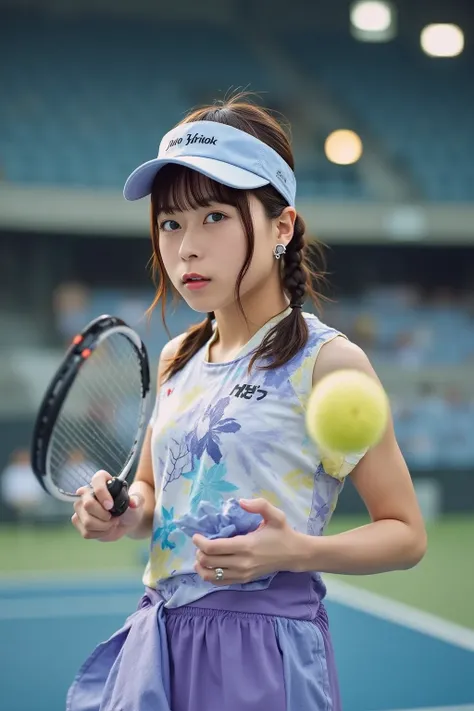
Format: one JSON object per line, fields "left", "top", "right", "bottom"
{"left": 160, "top": 219, "right": 181, "bottom": 232}
{"left": 204, "top": 212, "right": 226, "bottom": 224}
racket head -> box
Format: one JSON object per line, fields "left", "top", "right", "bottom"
{"left": 31, "top": 314, "right": 150, "bottom": 502}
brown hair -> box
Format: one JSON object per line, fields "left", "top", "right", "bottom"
{"left": 147, "top": 93, "right": 328, "bottom": 382}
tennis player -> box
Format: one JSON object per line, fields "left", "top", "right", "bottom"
{"left": 69, "top": 95, "right": 427, "bottom": 711}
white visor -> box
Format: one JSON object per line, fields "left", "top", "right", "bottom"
{"left": 123, "top": 120, "right": 296, "bottom": 207}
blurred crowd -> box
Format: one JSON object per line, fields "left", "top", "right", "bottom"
{"left": 1, "top": 280, "right": 473, "bottom": 524}
{"left": 328, "top": 283, "right": 474, "bottom": 367}
{"left": 51, "top": 281, "right": 474, "bottom": 365}
{"left": 391, "top": 384, "right": 474, "bottom": 470}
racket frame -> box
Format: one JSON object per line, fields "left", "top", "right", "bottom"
{"left": 31, "top": 314, "right": 151, "bottom": 502}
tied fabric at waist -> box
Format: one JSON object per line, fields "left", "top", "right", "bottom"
{"left": 67, "top": 500, "right": 329, "bottom": 711}
{"left": 66, "top": 572, "right": 327, "bottom": 711}
{"left": 66, "top": 588, "right": 171, "bottom": 711}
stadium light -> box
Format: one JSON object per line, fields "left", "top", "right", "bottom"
{"left": 350, "top": 1, "right": 397, "bottom": 42}
{"left": 421, "top": 24, "right": 464, "bottom": 58}
{"left": 325, "top": 130, "right": 363, "bottom": 166}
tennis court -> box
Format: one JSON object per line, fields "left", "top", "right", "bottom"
{"left": 1, "top": 516, "right": 473, "bottom": 711}
{"left": 1, "top": 575, "right": 473, "bottom": 711}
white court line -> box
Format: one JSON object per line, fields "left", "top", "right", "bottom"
{"left": 325, "top": 577, "right": 474, "bottom": 653}
{"left": 384, "top": 706, "right": 474, "bottom": 711}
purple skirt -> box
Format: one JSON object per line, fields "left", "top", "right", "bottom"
{"left": 67, "top": 572, "right": 341, "bottom": 711}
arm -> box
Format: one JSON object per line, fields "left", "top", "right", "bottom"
{"left": 192, "top": 336, "right": 427, "bottom": 585}
{"left": 125, "top": 427, "right": 156, "bottom": 539}
{"left": 298, "top": 336, "right": 427, "bottom": 574}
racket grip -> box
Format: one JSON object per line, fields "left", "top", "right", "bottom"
{"left": 107, "top": 478, "right": 130, "bottom": 517}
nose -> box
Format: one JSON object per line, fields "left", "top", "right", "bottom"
{"left": 178, "top": 227, "right": 202, "bottom": 262}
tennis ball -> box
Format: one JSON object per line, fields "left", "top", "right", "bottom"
{"left": 306, "top": 369, "right": 389, "bottom": 454}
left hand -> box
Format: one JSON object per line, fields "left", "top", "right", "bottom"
{"left": 193, "top": 498, "right": 307, "bottom": 586}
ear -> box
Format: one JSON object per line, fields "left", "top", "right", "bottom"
{"left": 275, "top": 207, "right": 297, "bottom": 247}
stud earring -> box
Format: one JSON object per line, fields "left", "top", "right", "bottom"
{"left": 273, "top": 244, "right": 286, "bottom": 260}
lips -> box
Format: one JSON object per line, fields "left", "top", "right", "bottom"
{"left": 182, "top": 272, "right": 210, "bottom": 284}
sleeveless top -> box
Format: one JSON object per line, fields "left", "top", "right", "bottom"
{"left": 143, "top": 307, "right": 366, "bottom": 607}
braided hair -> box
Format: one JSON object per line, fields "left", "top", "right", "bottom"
{"left": 248, "top": 210, "right": 326, "bottom": 374}
{"left": 283, "top": 215, "right": 307, "bottom": 309}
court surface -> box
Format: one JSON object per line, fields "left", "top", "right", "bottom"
{"left": 1, "top": 574, "right": 473, "bottom": 711}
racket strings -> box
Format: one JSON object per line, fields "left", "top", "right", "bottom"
{"left": 68, "top": 353, "right": 139, "bottom": 452}
{"left": 50, "top": 373, "right": 141, "bottom": 487}
{"left": 50, "top": 416, "right": 125, "bottom": 483}
{"left": 52, "top": 361, "right": 136, "bottom": 468}
{"left": 48, "top": 333, "right": 144, "bottom": 494}
{"left": 49, "top": 440, "right": 98, "bottom": 494}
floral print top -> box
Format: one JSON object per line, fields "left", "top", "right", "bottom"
{"left": 143, "top": 308, "right": 365, "bottom": 607}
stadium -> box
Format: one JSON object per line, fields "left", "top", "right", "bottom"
{"left": 0, "top": 0, "right": 473, "bottom": 709}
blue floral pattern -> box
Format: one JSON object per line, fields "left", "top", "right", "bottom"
{"left": 188, "top": 397, "right": 241, "bottom": 465}
{"left": 144, "top": 311, "right": 366, "bottom": 606}
{"left": 307, "top": 464, "right": 343, "bottom": 536}
{"left": 234, "top": 426, "right": 282, "bottom": 477}
{"left": 152, "top": 506, "right": 178, "bottom": 550}
{"left": 187, "top": 461, "right": 239, "bottom": 513}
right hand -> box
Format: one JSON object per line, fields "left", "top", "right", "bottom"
{"left": 72, "top": 470, "right": 144, "bottom": 542}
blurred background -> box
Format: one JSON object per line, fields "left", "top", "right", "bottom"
{"left": 0, "top": 0, "right": 473, "bottom": 709}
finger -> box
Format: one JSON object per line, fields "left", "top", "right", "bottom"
{"left": 72, "top": 511, "right": 118, "bottom": 540}
{"left": 97, "top": 528, "right": 124, "bottom": 543}
{"left": 193, "top": 562, "right": 242, "bottom": 586}
{"left": 239, "top": 498, "right": 285, "bottom": 525}
{"left": 76, "top": 486, "right": 91, "bottom": 497}
{"left": 192, "top": 534, "right": 248, "bottom": 556}
{"left": 128, "top": 493, "right": 144, "bottom": 509}
{"left": 196, "top": 551, "right": 244, "bottom": 570}
{"left": 81, "top": 492, "right": 113, "bottom": 522}
{"left": 90, "top": 470, "right": 114, "bottom": 511}
{"left": 71, "top": 513, "right": 100, "bottom": 540}
{"left": 80, "top": 513, "right": 117, "bottom": 533}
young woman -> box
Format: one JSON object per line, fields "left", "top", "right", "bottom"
{"left": 69, "top": 95, "right": 427, "bottom": 711}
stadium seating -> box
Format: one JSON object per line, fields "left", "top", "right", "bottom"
{"left": 38, "top": 284, "right": 474, "bottom": 468}
{"left": 2, "top": 14, "right": 473, "bottom": 201}
{"left": 0, "top": 14, "right": 389, "bottom": 200}
{"left": 286, "top": 33, "right": 474, "bottom": 202}
{"left": 1, "top": 11, "right": 473, "bottom": 469}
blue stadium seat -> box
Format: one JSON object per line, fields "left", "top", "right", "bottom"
{"left": 0, "top": 13, "right": 368, "bottom": 199}
{"left": 284, "top": 33, "right": 474, "bottom": 202}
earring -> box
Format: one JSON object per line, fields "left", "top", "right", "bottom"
{"left": 273, "top": 244, "right": 286, "bottom": 260}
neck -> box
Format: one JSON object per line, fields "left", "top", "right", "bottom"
{"left": 211, "top": 282, "right": 290, "bottom": 358}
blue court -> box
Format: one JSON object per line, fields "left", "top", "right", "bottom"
{"left": 1, "top": 576, "right": 473, "bottom": 711}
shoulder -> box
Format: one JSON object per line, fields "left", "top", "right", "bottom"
{"left": 148, "top": 333, "right": 189, "bottom": 427}
{"left": 302, "top": 311, "right": 344, "bottom": 342}
{"left": 160, "top": 332, "right": 187, "bottom": 362}
{"left": 157, "top": 332, "right": 188, "bottom": 383}
{"left": 299, "top": 311, "right": 348, "bottom": 363}
{"left": 284, "top": 312, "right": 346, "bottom": 403}
{"left": 312, "top": 334, "right": 379, "bottom": 388}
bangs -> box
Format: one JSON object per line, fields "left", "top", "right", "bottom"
{"left": 151, "top": 164, "right": 243, "bottom": 214}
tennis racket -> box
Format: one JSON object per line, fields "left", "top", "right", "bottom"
{"left": 31, "top": 315, "right": 151, "bottom": 516}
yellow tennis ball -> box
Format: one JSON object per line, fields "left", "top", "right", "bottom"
{"left": 306, "top": 369, "right": 389, "bottom": 454}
